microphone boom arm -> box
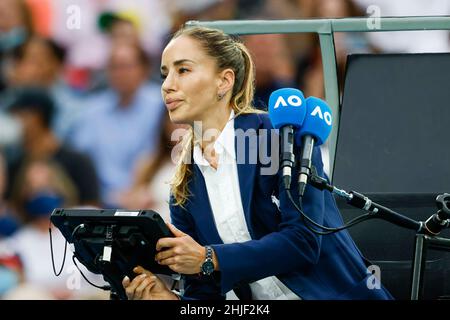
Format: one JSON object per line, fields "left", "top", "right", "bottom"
{"left": 303, "top": 169, "right": 450, "bottom": 300}
{"left": 307, "top": 167, "right": 425, "bottom": 233}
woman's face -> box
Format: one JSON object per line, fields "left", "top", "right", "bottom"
{"left": 160, "top": 35, "right": 221, "bottom": 125}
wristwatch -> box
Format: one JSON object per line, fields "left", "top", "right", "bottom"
{"left": 200, "top": 246, "right": 215, "bottom": 276}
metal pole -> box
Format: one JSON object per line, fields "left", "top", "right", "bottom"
{"left": 187, "top": 16, "right": 450, "bottom": 180}
{"left": 411, "top": 234, "right": 426, "bottom": 300}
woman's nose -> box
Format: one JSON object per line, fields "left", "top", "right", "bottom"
{"left": 162, "top": 72, "right": 176, "bottom": 93}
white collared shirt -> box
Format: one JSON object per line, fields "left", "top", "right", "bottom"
{"left": 193, "top": 110, "right": 300, "bottom": 300}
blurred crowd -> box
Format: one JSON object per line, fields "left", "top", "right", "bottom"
{"left": 0, "top": 0, "right": 448, "bottom": 300}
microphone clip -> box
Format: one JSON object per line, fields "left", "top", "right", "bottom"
{"left": 436, "top": 193, "right": 450, "bottom": 218}
{"left": 424, "top": 193, "right": 450, "bottom": 235}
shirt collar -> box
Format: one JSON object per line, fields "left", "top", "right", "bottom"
{"left": 193, "top": 110, "right": 236, "bottom": 168}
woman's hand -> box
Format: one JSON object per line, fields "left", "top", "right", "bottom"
{"left": 155, "top": 223, "right": 219, "bottom": 274}
{"left": 122, "top": 266, "right": 179, "bottom": 300}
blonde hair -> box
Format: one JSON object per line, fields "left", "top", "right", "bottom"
{"left": 169, "top": 26, "right": 263, "bottom": 207}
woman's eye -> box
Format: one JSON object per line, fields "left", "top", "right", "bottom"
{"left": 160, "top": 73, "right": 167, "bottom": 80}
{"left": 179, "top": 67, "right": 189, "bottom": 74}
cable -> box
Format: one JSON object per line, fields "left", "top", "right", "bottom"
{"left": 50, "top": 223, "right": 87, "bottom": 277}
{"left": 71, "top": 223, "right": 85, "bottom": 239}
{"left": 72, "top": 255, "right": 111, "bottom": 291}
{"left": 302, "top": 211, "right": 373, "bottom": 235}
{"left": 70, "top": 223, "right": 111, "bottom": 290}
{"left": 288, "top": 190, "right": 337, "bottom": 231}
{"left": 49, "top": 227, "right": 67, "bottom": 276}
{"left": 287, "top": 189, "right": 374, "bottom": 235}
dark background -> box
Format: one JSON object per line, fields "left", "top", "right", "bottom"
{"left": 333, "top": 53, "right": 450, "bottom": 299}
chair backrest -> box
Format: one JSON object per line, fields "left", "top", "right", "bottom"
{"left": 333, "top": 53, "right": 450, "bottom": 300}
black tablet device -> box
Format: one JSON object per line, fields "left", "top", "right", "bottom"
{"left": 50, "top": 208, "right": 175, "bottom": 299}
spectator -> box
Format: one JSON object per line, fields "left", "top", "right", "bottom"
{"left": 98, "top": 11, "right": 141, "bottom": 48}
{"left": 296, "top": 0, "right": 372, "bottom": 98}
{"left": 91, "top": 10, "right": 144, "bottom": 90}
{"left": 68, "top": 43, "right": 165, "bottom": 207}
{"left": 52, "top": 0, "right": 171, "bottom": 71}
{"left": 0, "top": 0, "right": 33, "bottom": 92}
{"left": 2, "top": 159, "right": 106, "bottom": 299}
{"left": 243, "top": 34, "right": 297, "bottom": 110}
{"left": 5, "top": 36, "right": 84, "bottom": 140}
{"left": 5, "top": 87, "right": 100, "bottom": 206}
{"left": 10, "top": 159, "right": 77, "bottom": 222}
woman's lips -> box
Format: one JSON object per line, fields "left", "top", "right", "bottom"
{"left": 166, "top": 99, "right": 183, "bottom": 111}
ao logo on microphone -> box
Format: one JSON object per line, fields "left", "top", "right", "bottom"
{"left": 311, "top": 105, "right": 332, "bottom": 126}
{"left": 273, "top": 95, "right": 303, "bottom": 109}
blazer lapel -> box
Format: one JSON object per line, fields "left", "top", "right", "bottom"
{"left": 234, "top": 114, "right": 262, "bottom": 238}
{"left": 186, "top": 113, "right": 263, "bottom": 243}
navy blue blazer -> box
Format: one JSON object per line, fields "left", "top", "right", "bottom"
{"left": 170, "top": 113, "right": 392, "bottom": 300}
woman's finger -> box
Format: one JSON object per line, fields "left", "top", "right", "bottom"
{"left": 166, "top": 223, "right": 187, "bottom": 237}
{"left": 122, "top": 276, "right": 130, "bottom": 288}
{"left": 134, "top": 277, "right": 153, "bottom": 300}
{"left": 155, "top": 249, "right": 175, "bottom": 262}
{"left": 156, "top": 237, "right": 178, "bottom": 251}
{"left": 158, "top": 257, "right": 177, "bottom": 266}
{"left": 134, "top": 266, "right": 155, "bottom": 277}
{"left": 143, "top": 278, "right": 158, "bottom": 299}
{"left": 125, "top": 274, "right": 147, "bottom": 299}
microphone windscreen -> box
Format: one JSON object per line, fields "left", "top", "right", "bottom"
{"left": 268, "top": 88, "right": 306, "bottom": 129}
{"left": 296, "top": 96, "right": 333, "bottom": 146}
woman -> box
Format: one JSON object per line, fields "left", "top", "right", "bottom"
{"left": 122, "top": 26, "right": 392, "bottom": 300}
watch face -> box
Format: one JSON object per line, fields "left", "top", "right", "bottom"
{"left": 201, "top": 260, "right": 214, "bottom": 275}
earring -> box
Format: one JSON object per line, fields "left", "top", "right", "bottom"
{"left": 217, "top": 92, "right": 225, "bottom": 101}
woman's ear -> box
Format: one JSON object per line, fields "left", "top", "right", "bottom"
{"left": 217, "top": 68, "right": 235, "bottom": 97}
